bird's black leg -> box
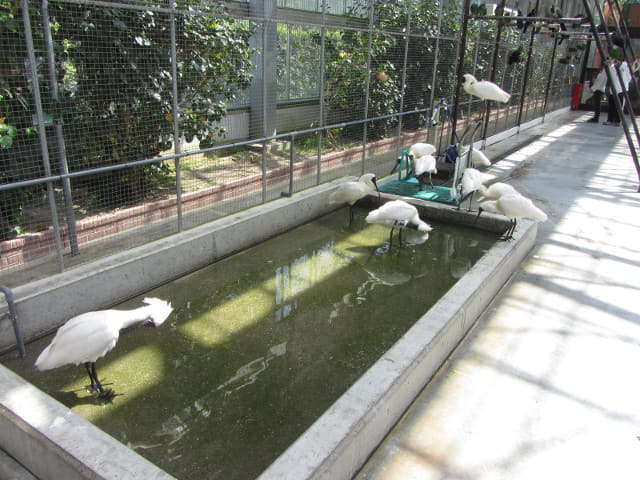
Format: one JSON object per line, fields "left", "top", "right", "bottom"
{"left": 389, "top": 226, "right": 395, "bottom": 247}
{"left": 348, "top": 205, "right": 355, "bottom": 225}
{"left": 85, "top": 362, "right": 98, "bottom": 391}
{"left": 429, "top": 173, "right": 434, "bottom": 190}
{"left": 467, "top": 191, "right": 474, "bottom": 211}
{"left": 85, "top": 362, "right": 116, "bottom": 400}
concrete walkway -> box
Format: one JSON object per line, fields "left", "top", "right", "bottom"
{"left": 355, "top": 111, "right": 640, "bottom": 480}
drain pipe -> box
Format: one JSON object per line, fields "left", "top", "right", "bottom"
{"left": 0, "top": 285, "right": 25, "bottom": 357}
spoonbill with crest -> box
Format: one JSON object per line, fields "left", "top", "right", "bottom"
{"left": 35, "top": 297, "right": 173, "bottom": 400}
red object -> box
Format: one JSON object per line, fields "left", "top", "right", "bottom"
{"left": 571, "top": 83, "right": 583, "bottom": 110}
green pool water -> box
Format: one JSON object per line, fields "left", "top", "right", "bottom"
{"left": 3, "top": 207, "right": 497, "bottom": 479}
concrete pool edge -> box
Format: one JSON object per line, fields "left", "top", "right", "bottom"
{"left": 0, "top": 189, "right": 533, "bottom": 480}
{"left": 257, "top": 205, "right": 537, "bottom": 480}
{"left": 0, "top": 179, "right": 345, "bottom": 353}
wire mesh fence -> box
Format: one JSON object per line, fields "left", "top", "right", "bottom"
{"left": 0, "top": 0, "right": 587, "bottom": 285}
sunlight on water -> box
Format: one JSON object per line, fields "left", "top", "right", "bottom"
{"left": 3, "top": 207, "right": 497, "bottom": 480}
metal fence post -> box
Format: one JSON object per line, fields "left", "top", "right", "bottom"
{"left": 22, "top": 0, "right": 65, "bottom": 273}
{"left": 42, "top": 0, "right": 79, "bottom": 256}
{"left": 361, "top": 0, "right": 375, "bottom": 175}
{"left": 170, "top": 0, "right": 183, "bottom": 232}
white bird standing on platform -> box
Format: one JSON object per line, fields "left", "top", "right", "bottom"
{"left": 366, "top": 199, "right": 432, "bottom": 246}
{"left": 35, "top": 298, "right": 173, "bottom": 400}
{"left": 462, "top": 74, "right": 511, "bottom": 103}
{"left": 408, "top": 142, "right": 436, "bottom": 159}
{"left": 478, "top": 193, "right": 547, "bottom": 240}
{"left": 413, "top": 154, "right": 438, "bottom": 190}
{"left": 329, "top": 173, "right": 379, "bottom": 224}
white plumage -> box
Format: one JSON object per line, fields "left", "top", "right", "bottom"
{"left": 329, "top": 173, "right": 379, "bottom": 223}
{"left": 408, "top": 142, "right": 436, "bottom": 159}
{"left": 413, "top": 154, "right": 438, "bottom": 189}
{"left": 461, "top": 168, "right": 493, "bottom": 196}
{"left": 459, "top": 147, "right": 491, "bottom": 167}
{"left": 478, "top": 182, "right": 519, "bottom": 200}
{"left": 462, "top": 74, "right": 511, "bottom": 103}
{"left": 35, "top": 297, "right": 173, "bottom": 398}
{"left": 478, "top": 192, "right": 547, "bottom": 240}
{"left": 366, "top": 200, "right": 432, "bottom": 246}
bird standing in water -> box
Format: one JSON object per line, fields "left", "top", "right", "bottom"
{"left": 35, "top": 297, "right": 173, "bottom": 400}
{"left": 366, "top": 200, "right": 432, "bottom": 246}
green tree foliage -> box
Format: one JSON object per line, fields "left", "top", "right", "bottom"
{"left": 0, "top": 0, "right": 254, "bottom": 237}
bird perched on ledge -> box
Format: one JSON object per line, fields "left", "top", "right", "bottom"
{"left": 329, "top": 173, "right": 380, "bottom": 225}
{"left": 478, "top": 193, "right": 547, "bottom": 240}
{"left": 462, "top": 74, "right": 511, "bottom": 103}
{"left": 35, "top": 297, "right": 173, "bottom": 400}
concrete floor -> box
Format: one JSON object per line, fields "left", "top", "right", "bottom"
{"left": 355, "top": 111, "right": 640, "bottom": 479}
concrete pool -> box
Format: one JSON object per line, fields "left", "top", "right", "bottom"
{"left": 0, "top": 178, "right": 538, "bottom": 479}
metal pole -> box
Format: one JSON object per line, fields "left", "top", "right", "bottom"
{"left": 317, "top": 0, "right": 327, "bottom": 184}
{"left": 451, "top": 0, "right": 472, "bottom": 144}
{"left": 607, "top": 0, "right": 640, "bottom": 112}
{"left": 361, "top": 0, "right": 375, "bottom": 175}
{"left": 583, "top": 0, "right": 640, "bottom": 191}
{"left": 42, "top": 0, "right": 79, "bottom": 256}
{"left": 482, "top": 0, "right": 507, "bottom": 143}
{"left": 592, "top": 0, "right": 640, "bottom": 145}
{"left": 0, "top": 285, "right": 25, "bottom": 357}
{"left": 517, "top": 0, "right": 541, "bottom": 127}
{"left": 395, "top": 0, "right": 413, "bottom": 158}
{"left": 170, "top": 0, "right": 183, "bottom": 232}
{"left": 22, "top": 0, "right": 65, "bottom": 273}
{"left": 542, "top": 33, "right": 560, "bottom": 117}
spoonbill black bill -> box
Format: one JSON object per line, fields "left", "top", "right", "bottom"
{"left": 366, "top": 200, "right": 432, "bottom": 246}
{"left": 35, "top": 297, "right": 173, "bottom": 400}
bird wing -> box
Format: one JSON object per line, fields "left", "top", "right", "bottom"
{"left": 473, "top": 81, "right": 511, "bottom": 102}
{"left": 409, "top": 143, "right": 436, "bottom": 157}
{"left": 366, "top": 200, "right": 417, "bottom": 227}
{"left": 498, "top": 194, "right": 547, "bottom": 221}
{"left": 329, "top": 181, "right": 366, "bottom": 205}
{"left": 414, "top": 155, "right": 437, "bottom": 175}
{"left": 35, "top": 313, "right": 121, "bottom": 370}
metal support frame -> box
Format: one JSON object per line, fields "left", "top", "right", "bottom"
{"left": 22, "top": 0, "right": 65, "bottom": 273}
{"left": 451, "top": 0, "right": 472, "bottom": 145}
{"left": 0, "top": 285, "right": 24, "bottom": 357}
{"left": 517, "top": 0, "right": 541, "bottom": 127}
{"left": 583, "top": 0, "right": 640, "bottom": 191}
{"left": 481, "top": 0, "right": 508, "bottom": 142}
{"left": 42, "top": 0, "right": 79, "bottom": 256}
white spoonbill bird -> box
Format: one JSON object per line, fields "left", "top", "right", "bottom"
{"left": 462, "top": 74, "right": 511, "bottom": 103}
{"left": 408, "top": 142, "right": 436, "bottom": 159}
{"left": 413, "top": 154, "right": 437, "bottom": 190}
{"left": 329, "top": 173, "right": 379, "bottom": 224}
{"left": 477, "top": 181, "right": 519, "bottom": 200}
{"left": 366, "top": 200, "right": 432, "bottom": 246}
{"left": 460, "top": 168, "right": 493, "bottom": 197}
{"left": 478, "top": 193, "right": 547, "bottom": 240}
{"left": 459, "top": 147, "right": 491, "bottom": 167}
{"left": 35, "top": 297, "right": 173, "bottom": 399}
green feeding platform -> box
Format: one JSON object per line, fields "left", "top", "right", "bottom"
{"left": 379, "top": 149, "right": 462, "bottom": 206}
